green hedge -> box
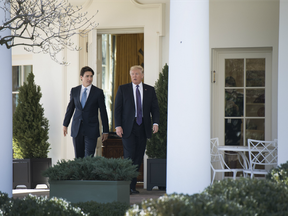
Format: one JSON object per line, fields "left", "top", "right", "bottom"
{"left": 0, "top": 193, "right": 87, "bottom": 216}
{"left": 0, "top": 192, "right": 129, "bottom": 216}
{"left": 42, "top": 156, "right": 138, "bottom": 181}
{"left": 127, "top": 178, "right": 288, "bottom": 216}
{"left": 266, "top": 161, "right": 288, "bottom": 185}
{"left": 204, "top": 178, "right": 288, "bottom": 215}
{"left": 73, "top": 201, "right": 129, "bottom": 216}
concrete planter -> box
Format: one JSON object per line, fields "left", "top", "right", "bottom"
{"left": 49, "top": 180, "right": 130, "bottom": 204}
{"left": 13, "top": 158, "right": 51, "bottom": 189}
{"left": 147, "top": 158, "right": 166, "bottom": 191}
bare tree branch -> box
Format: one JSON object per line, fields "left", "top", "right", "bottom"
{"left": 0, "top": 0, "right": 98, "bottom": 65}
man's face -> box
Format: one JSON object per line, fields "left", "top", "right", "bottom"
{"left": 130, "top": 69, "right": 144, "bottom": 85}
{"left": 81, "top": 71, "right": 93, "bottom": 87}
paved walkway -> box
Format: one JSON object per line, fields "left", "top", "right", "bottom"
{"left": 12, "top": 185, "right": 166, "bottom": 205}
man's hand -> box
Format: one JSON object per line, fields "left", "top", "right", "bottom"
{"left": 153, "top": 125, "right": 159, "bottom": 134}
{"left": 63, "top": 126, "right": 68, "bottom": 136}
{"left": 116, "top": 126, "right": 123, "bottom": 138}
{"left": 102, "top": 133, "right": 108, "bottom": 142}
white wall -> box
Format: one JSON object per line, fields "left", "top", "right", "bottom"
{"left": 210, "top": 0, "right": 279, "bottom": 140}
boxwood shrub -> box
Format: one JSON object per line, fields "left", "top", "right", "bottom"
{"left": 0, "top": 193, "right": 87, "bottom": 216}
{"left": 73, "top": 201, "right": 130, "bottom": 216}
{"left": 127, "top": 178, "right": 288, "bottom": 216}
{"left": 266, "top": 161, "right": 288, "bottom": 185}
{"left": 42, "top": 156, "right": 138, "bottom": 181}
{"left": 0, "top": 192, "right": 130, "bottom": 216}
{"left": 126, "top": 193, "right": 250, "bottom": 216}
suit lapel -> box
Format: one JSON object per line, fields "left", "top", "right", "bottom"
{"left": 75, "top": 86, "right": 82, "bottom": 108}
{"left": 85, "top": 85, "right": 95, "bottom": 108}
{"left": 130, "top": 83, "right": 136, "bottom": 112}
{"left": 142, "top": 83, "right": 147, "bottom": 111}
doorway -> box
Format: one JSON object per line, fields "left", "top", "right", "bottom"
{"left": 211, "top": 48, "right": 272, "bottom": 172}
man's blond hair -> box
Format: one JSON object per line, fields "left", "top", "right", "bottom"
{"left": 130, "top": 65, "right": 144, "bottom": 74}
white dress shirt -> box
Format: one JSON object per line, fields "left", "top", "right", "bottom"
{"left": 80, "top": 84, "right": 92, "bottom": 102}
{"left": 132, "top": 82, "right": 143, "bottom": 117}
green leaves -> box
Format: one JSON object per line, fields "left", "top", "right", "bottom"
{"left": 127, "top": 178, "right": 288, "bottom": 216}
{"left": 0, "top": 193, "right": 87, "bottom": 216}
{"left": 13, "top": 72, "right": 50, "bottom": 159}
{"left": 266, "top": 161, "right": 288, "bottom": 185}
{"left": 0, "top": 191, "right": 129, "bottom": 216}
{"left": 43, "top": 156, "right": 139, "bottom": 181}
{"left": 146, "top": 64, "right": 168, "bottom": 159}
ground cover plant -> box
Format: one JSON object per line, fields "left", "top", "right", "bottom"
{"left": 126, "top": 178, "right": 288, "bottom": 216}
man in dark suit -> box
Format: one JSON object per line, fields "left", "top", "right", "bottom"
{"left": 114, "top": 65, "right": 159, "bottom": 194}
{"left": 63, "top": 66, "right": 109, "bottom": 158}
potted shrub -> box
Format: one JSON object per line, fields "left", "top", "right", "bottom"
{"left": 146, "top": 64, "right": 168, "bottom": 191}
{"left": 43, "top": 156, "right": 138, "bottom": 204}
{"left": 13, "top": 72, "right": 51, "bottom": 189}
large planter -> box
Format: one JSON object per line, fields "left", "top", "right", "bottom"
{"left": 49, "top": 180, "right": 130, "bottom": 204}
{"left": 147, "top": 158, "right": 166, "bottom": 191}
{"left": 13, "top": 158, "right": 51, "bottom": 189}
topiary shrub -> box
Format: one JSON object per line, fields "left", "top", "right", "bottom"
{"left": 0, "top": 192, "right": 87, "bottom": 216}
{"left": 146, "top": 64, "right": 168, "bottom": 159}
{"left": 73, "top": 201, "right": 129, "bottom": 216}
{"left": 204, "top": 178, "right": 288, "bottom": 215}
{"left": 126, "top": 193, "right": 251, "bottom": 216}
{"left": 127, "top": 178, "right": 288, "bottom": 216}
{"left": 266, "top": 161, "right": 288, "bottom": 185}
{"left": 43, "top": 156, "right": 139, "bottom": 181}
{"left": 13, "top": 72, "right": 50, "bottom": 159}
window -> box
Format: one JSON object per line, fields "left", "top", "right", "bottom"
{"left": 101, "top": 34, "right": 116, "bottom": 131}
{"left": 12, "top": 65, "right": 33, "bottom": 113}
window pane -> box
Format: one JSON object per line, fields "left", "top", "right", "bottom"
{"left": 225, "top": 119, "right": 243, "bottom": 145}
{"left": 246, "top": 119, "right": 265, "bottom": 144}
{"left": 12, "top": 66, "right": 22, "bottom": 91}
{"left": 246, "top": 89, "right": 265, "bottom": 117}
{"left": 24, "top": 65, "right": 33, "bottom": 83}
{"left": 225, "top": 89, "right": 243, "bottom": 117}
{"left": 225, "top": 59, "right": 244, "bottom": 87}
{"left": 12, "top": 94, "right": 19, "bottom": 114}
{"left": 246, "top": 58, "right": 265, "bottom": 87}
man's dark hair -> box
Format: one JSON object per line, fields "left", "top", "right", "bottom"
{"left": 80, "top": 66, "right": 94, "bottom": 76}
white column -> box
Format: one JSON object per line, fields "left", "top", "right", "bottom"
{"left": 167, "top": 0, "right": 210, "bottom": 194}
{"left": 278, "top": 1, "right": 288, "bottom": 164}
{"left": 0, "top": 2, "right": 13, "bottom": 197}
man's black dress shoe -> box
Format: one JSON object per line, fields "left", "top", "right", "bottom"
{"left": 130, "top": 189, "right": 140, "bottom": 194}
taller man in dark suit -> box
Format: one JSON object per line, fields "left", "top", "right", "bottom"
{"left": 114, "top": 65, "right": 159, "bottom": 194}
{"left": 63, "top": 66, "right": 109, "bottom": 158}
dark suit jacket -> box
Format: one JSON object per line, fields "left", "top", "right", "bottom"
{"left": 114, "top": 82, "right": 159, "bottom": 139}
{"left": 63, "top": 85, "right": 109, "bottom": 139}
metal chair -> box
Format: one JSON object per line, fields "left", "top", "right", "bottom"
{"left": 210, "top": 138, "right": 243, "bottom": 184}
{"left": 243, "top": 139, "right": 278, "bottom": 179}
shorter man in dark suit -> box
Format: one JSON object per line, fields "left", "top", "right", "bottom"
{"left": 63, "top": 66, "right": 109, "bottom": 158}
{"left": 114, "top": 65, "right": 159, "bottom": 194}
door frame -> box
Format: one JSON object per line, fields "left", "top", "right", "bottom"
{"left": 211, "top": 47, "right": 273, "bottom": 146}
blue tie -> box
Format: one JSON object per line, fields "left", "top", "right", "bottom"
{"left": 81, "top": 88, "right": 87, "bottom": 108}
{"left": 136, "top": 85, "right": 142, "bottom": 125}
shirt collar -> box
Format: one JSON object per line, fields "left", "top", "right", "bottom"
{"left": 82, "top": 84, "right": 92, "bottom": 91}
{"left": 132, "top": 82, "right": 142, "bottom": 88}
